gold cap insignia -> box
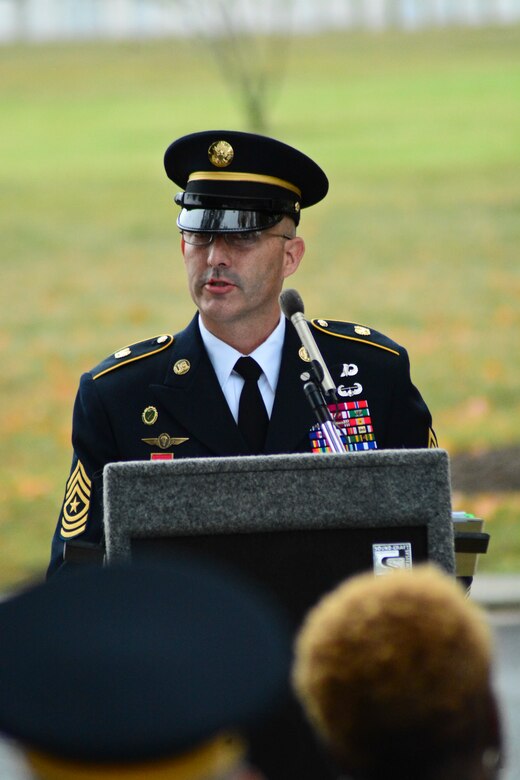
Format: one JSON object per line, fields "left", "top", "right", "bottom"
{"left": 173, "top": 359, "right": 191, "bottom": 375}
{"left": 142, "top": 406, "right": 158, "bottom": 426}
{"left": 317, "top": 319, "right": 329, "bottom": 327}
{"left": 114, "top": 347, "right": 131, "bottom": 359}
{"left": 142, "top": 434, "right": 189, "bottom": 450}
{"left": 354, "top": 325, "right": 371, "bottom": 336}
{"left": 298, "top": 346, "right": 311, "bottom": 362}
{"left": 208, "top": 140, "right": 234, "bottom": 168}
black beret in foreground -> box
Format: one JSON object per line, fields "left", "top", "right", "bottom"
{"left": 164, "top": 129, "right": 328, "bottom": 231}
{"left": 0, "top": 556, "right": 291, "bottom": 764}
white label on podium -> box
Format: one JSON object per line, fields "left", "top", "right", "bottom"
{"left": 372, "top": 543, "right": 413, "bottom": 575}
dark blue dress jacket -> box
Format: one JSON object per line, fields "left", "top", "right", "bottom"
{"left": 48, "top": 313, "right": 435, "bottom": 576}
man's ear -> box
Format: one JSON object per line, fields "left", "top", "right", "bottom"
{"left": 283, "top": 236, "right": 305, "bottom": 279}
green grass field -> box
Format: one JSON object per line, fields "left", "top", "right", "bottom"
{"left": 1, "top": 26, "right": 519, "bottom": 588}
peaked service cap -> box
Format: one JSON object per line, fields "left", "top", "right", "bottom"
{"left": 164, "top": 129, "right": 329, "bottom": 232}
{"left": 0, "top": 555, "right": 291, "bottom": 769}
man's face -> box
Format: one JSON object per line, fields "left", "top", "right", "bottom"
{"left": 181, "top": 218, "right": 305, "bottom": 337}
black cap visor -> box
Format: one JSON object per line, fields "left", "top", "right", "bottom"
{"left": 177, "top": 207, "right": 284, "bottom": 233}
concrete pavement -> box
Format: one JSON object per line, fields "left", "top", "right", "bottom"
{"left": 470, "top": 573, "right": 520, "bottom": 611}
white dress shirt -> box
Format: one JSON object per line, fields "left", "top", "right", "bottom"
{"left": 198, "top": 314, "right": 286, "bottom": 423}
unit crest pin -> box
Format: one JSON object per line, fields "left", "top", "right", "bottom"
{"left": 142, "top": 406, "right": 159, "bottom": 426}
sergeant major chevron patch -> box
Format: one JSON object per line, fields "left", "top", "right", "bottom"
{"left": 60, "top": 459, "right": 91, "bottom": 538}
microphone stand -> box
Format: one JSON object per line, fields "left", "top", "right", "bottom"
{"left": 300, "top": 361, "right": 347, "bottom": 454}
{"left": 279, "top": 287, "right": 347, "bottom": 454}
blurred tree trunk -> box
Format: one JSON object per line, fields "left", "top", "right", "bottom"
{"left": 168, "top": 0, "right": 294, "bottom": 133}
{"left": 11, "top": 0, "right": 31, "bottom": 40}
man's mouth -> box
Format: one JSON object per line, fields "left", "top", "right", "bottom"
{"left": 204, "top": 276, "right": 238, "bottom": 292}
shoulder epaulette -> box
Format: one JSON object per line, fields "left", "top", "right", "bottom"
{"left": 311, "top": 319, "right": 401, "bottom": 356}
{"left": 91, "top": 334, "right": 174, "bottom": 380}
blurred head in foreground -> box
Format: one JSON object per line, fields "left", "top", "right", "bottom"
{"left": 293, "top": 565, "right": 502, "bottom": 780}
{"left": 0, "top": 556, "right": 291, "bottom": 780}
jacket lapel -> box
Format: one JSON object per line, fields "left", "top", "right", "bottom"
{"left": 151, "top": 314, "right": 315, "bottom": 457}
{"left": 150, "top": 315, "right": 248, "bottom": 456}
{"left": 265, "top": 322, "right": 316, "bottom": 454}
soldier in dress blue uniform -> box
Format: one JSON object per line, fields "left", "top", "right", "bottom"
{"left": 48, "top": 129, "right": 437, "bottom": 577}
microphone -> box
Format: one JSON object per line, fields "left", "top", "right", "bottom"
{"left": 302, "top": 377, "right": 346, "bottom": 454}
{"left": 280, "top": 288, "right": 347, "bottom": 454}
{"left": 279, "top": 288, "right": 338, "bottom": 404}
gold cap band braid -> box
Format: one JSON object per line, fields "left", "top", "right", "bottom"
{"left": 26, "top": 733, "right": 245, "bottom": 780}
{"left": 188, "top": 170, "right": 302, "bottom": 198}
{"left": 165, "top": 130, "right": 328, "bottom": 211}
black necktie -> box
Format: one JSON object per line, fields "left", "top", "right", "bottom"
{"left": 234, "top": 357, "right": 269, "bottom": 454}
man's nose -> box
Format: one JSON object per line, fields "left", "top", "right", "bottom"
{"left": 206, "top": 236, "right": 231, "bottom": 266}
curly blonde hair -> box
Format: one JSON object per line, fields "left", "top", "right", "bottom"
{"left": 293, "top": 565, "right": 498, "bottom": 779}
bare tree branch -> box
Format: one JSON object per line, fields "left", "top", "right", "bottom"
{"left": 164, "top": 0, "right": 294, "bottom": 132}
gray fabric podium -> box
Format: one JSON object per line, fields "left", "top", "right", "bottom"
{"left": 103, "top": 449, "right": 453, "bottom": 780}
{"left": 104, "top": 449, "right": 453, "bottom": 624}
